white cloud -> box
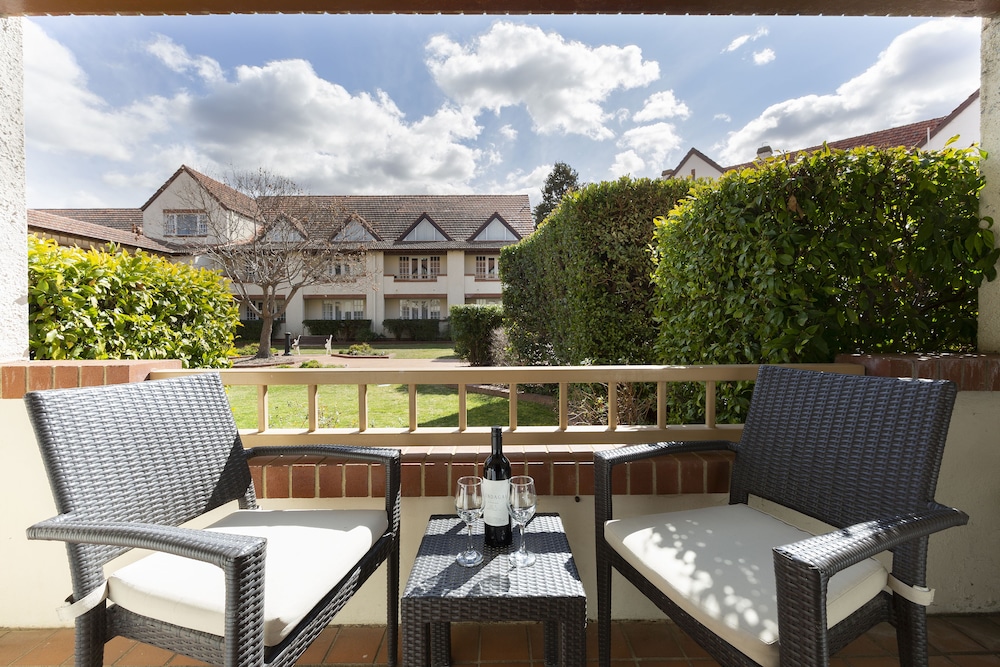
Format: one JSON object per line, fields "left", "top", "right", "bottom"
{"left": 146, "top": 34, "right": 224, "bottom": 83}
{"left": 609, "top": 150, "right": 646, "bottom": 177}
{"left": 617, "top": 122, "right": 684, "bottom": 168}
{"left": 633, "top": 90, "right": 691, "bottom": 123}
{"left": 714, "top": 113, "right": 732, "bottom": 123}
{"left": 716, "top": 18, "right": 980, "bottom": 165}
{"left": 481, "top": 163, "right": 554, "bottom": 208}
{"left": 426, "top": 21, "right": 660, "bottom": 140}
{"left": 499, "top": 124, "right": 519, "bottom": 140}
{"left": 724, "top": 27, "right": 769, "bottom": 53}
{"left": 23, "top": 20, "right": 173, "bottom": 163}
{"left": 753, "top": 48, "right": 776, "bottom": 65}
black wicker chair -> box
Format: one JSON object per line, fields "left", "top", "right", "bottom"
{"left": 595, "top": 365, "right": 968, "bottom": 667}
{"left": 25, "top": 372, "right": 400, "bottom": 667}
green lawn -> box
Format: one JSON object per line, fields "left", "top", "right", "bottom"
{"left": 235, "top": 341, "right": 459, "bottom": 360}
{"left": 227, "top": 382, "right": 556, "bottom": 429}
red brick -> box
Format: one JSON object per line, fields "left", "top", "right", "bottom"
{"left": 105, "top": 364, "right": 131, "bottom": 386}
{"left": 552, "top": 460, "right": 577, "bottom": 496}
{"left": 27, "top": 365, "right": 53, "bottom": 392}
{"left": 264, "top": 460, "right": 292, "bottom": 498}
{"left": 524, "top": 458, "right": 551, "bottom": 496}
{"left": 914, "top": 356, "right": 940, "bottom": 380}
{"left": 370, "top": 463, "right": 386, "bottom": 498}
{"left": 703, "top": 452, "right": 734, "bottom": 494}
{"left": 451, "top": 460, "right": 478, "bottom": 482}
{"left": 344, "top": 462, "right": 370, "bottom": 497}
{"left": 611, "top": 461, "right": 627, "bottom": 494}
{"left": 1, "top": 365, "right": 27, "bottom": 399}
{"left": 938, "top": 356, "right": 968, "bottom": 386}
{"left": 577, "top": 461, "right": 595, "bottom": 496}
{"left": 423, "top": 458, "right": 450, "bottom": 497}
{"left": 80, "top": 365, "right": 105, "bottom": 387}
{"left": 678, "top": 453, "right": 705, "bottom": 494}
{"left": 401, "top": 461, "right": 422, "bottom": 497}
{"left": 888, "top": 357, "right": 915, "bottom": 380}
{"left": 655, "top": 457, "right": 679, "bottom": 495}
{"left": 53, "top": 365, "right": 80, "bottom": 389}
{"left": 628, "top": 459, "right": 654, "bottom": 495}
{"left": 318, "top": 461, "right": 343, "bottom": 497}
{"left": 291, "top": 462, "right": 316, "bottom": 498}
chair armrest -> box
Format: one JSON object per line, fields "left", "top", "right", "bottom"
{"left": 595, "top": 440, "right": 736, "bottom": 528}
{"left": 773, "top": 504, "right": 969, "bottom": 580}
{"left": 245, "top": 445, "right": 401, "bottom": 536}
{"left": 27, "top": 513, "right": 266, "bottom": 566}
{"left": 770, "top": 504, "right": 968, "bottom": 658}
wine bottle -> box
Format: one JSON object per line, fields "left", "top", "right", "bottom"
{"left": 482, "top": 426, "right": 512, "bottom": 548}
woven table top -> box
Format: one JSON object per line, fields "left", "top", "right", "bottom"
{"left": 403, "top": 513, "right": 586, "bottom": 603}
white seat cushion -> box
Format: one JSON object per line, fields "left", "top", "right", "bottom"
{"left": 107, "top": 509, "right": 388, "bottom": 646}
{"left": 604, "top": 504, "right": 887, "bottom": 667}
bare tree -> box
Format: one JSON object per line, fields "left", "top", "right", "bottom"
{"left": 179, "top": 167, "right": 375, "bottom": 359}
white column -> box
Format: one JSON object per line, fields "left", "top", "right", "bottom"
{"left": 979, "top": 18, "right": 1000, "bottom": 352}
{"left": 0, "top": 18, "right": 28, "bottom": 362}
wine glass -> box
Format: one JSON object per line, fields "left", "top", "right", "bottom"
{"left": 508, "top": 475, "right": 537, "bottom": 567}
{"left": 455, "top": 476, "right": 484, "bottom": 567}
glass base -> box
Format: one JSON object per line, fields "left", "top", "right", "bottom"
{"left": 508, "top": 549, "right": 536, "bottom": 568}
{"left": 456, "top": 549, "right": 484, "bottom": 567}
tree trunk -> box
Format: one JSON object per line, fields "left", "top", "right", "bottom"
{"left": 255, "top": 315, "right": 275, "bottom": 359}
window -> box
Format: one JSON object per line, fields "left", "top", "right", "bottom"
{"left": 244, "top": 300, "right": 286, "bottom": 323}
{"left": 398, "top": 255, "right": 440, "bottom": 280}
{"left": 475, "top": 255, "right": 499, "bottom": 279}
{"left": 401, "top": 216, "right": 447, "bottom": 242}
{"left": 329, "top": 260, "right": 356, "bottom": 277}
{"left": 164, "top": 211, "right": 208, "bottom": 237}
{"left": 322, "top": 299, "right": 365, "bottom": 320}
{"left": 472, "top": 215, "right": 518, "bottom": 242}
{"left": 333, "top": 220, "right": 376, "bottom": 242}
{"left": 401, "top": 299, "right": 441, "bottom": 320}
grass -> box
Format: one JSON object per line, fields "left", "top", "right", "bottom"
{"left": 234, "top": 340, "right": 459, "bottom": 360}
{"left": 227, "top": 383, "right": 557, "bottom": 429}
{"left": 227, "top": 342, "right": 552, "bottom": 428}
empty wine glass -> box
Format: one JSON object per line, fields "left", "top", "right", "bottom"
{"left": 508, "top": 475, "right": 537, "bottom": 567}
{"left": 455, "top": 476, "right": 484, "bottom": 567}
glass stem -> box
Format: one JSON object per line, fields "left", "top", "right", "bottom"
{"left": 519, "top": 523, "right": 526, "bottom": 556}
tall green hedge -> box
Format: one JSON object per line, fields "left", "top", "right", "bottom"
{"left": 651, "top": 144, "right": 998, "bottom": 422}
{"left": 302, "top": 319, "right": 373, "bottom": 341}
{"left": 451, "top": 304, "right": 503, "bottom": 366}
{"left": 501, "top": 176, "right": 694, "bottom": 365}
{"left": 28, "top": 236, "right": 239, "bottom": 368}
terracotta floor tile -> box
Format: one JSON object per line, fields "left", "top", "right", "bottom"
{"left": 114, "top": 643, "right": 175, "bottom": 667}
{"left": 9, "top": 629, "right": 73, "bottom": 666}
{"left": 165, "top": 652, "right": 210, "bottom": 666}
{"left": 450, "top": 623, "right": 481, "bottom": 663}
{"left": 930, "top": 617, "right": 996, "bottom": 654}
{"left": 845, "top": 657, "right": 908, "bottom": 667}
{"left": 296, "top": 625, "right": 339, "bottom": 665}
{"left": 621, "top": 622, "right": 685, "bottom": 659}
{"left": 836, "top": 632, "right": 892, "bottom": 657}
{"left": 0, "top": 630, "right": 57, "bottom": 665}
{"left": 325, "top": 625, "right": 385, "bottom": 664}
{"left": 942, "top": 616, "right": 1000, "bottom": 652}
{"left": 479, "top": 623, "right": 530, "bottom": 661}
{"left": 948, "top": 656, "right": 1000, "bottom": 667}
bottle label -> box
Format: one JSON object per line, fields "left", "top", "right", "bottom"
{"left": 482, "top": 478, "right": 509, "bottom": 526}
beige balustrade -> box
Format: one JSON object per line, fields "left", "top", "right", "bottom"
{"left": 149, "top": 364, "right": 862, "bottom": 448}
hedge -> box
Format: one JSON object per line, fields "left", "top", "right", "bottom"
{"left": 302, "top": 319, "right": 374, "bottom": 341}
{"left": 382, "top": 318, "right": 443, "bottom": 341}
{"left": 651, "top": 143, "right": 999, "bottom": 423}
{"left": 501, "top": 175, "right": 694, "bottom": 365}
{"left": 28, "top": 235, "right": 239, "bottom": 368}
{"left": 450, "top": 304, "right": 503, "bottom": 366}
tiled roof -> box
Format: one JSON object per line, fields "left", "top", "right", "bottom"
{"left": 140, "top": 165, "right": 259, "bottom": 219}
{"left": 27, "top": 210, "right": 180, "bottom": 254}
{"left": 32, "top": 207, "right": 142, "bottom": 231}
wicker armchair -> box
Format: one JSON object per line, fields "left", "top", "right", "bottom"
{"left": 595, "top": 365, "right": 968, "bottom": 667}
{"left": 25, "top": 373, "right": 400, "bottom": 667}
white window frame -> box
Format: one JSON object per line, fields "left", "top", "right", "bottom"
{"left": 164, "top": 210, "right": 208, "bottom": 237}
{"left": 401, "top": 299, "right": 442, "bottom": 320}
{"left": 322, "top": 299, "right": 365, "bottom": 320}
{"left": 475, "top": 255, "right": 499, "bottom": 279}
{"left": 398, "top": 255, "right": 441, "bottom": 280}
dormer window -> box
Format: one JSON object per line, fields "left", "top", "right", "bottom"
{"left": 164, "top": 210, "right": 207, "bottom": 237}
{"left": 401, "top": 215, "right": 448, "bottom": 242}
{"left": 333, "top": 220, "right": 376, "bottom": 242}
{"left": 472, "top": 214, "right": 518, "bottom": 242}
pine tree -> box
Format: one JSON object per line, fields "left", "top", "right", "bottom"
{"left": 533, "top": 162, "right": 580, "bottom": 227}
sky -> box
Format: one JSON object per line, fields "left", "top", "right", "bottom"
{"left": 23, "top": 14, "right": 982, "bottom": 209}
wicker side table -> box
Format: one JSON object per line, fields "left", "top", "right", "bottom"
{"left": 402, "top": 513, "right": 587, "bottom": 667}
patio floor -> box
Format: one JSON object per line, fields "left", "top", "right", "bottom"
{"left": 1, "top": 615, "right": 998, "bottom": 667}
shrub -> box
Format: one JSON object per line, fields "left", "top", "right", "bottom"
{"left": 450, "top": 304, "right": 503, "bottom": 366}
{"left": 237, "top": 319, "right": 264, "bottom": 344}
{"left": 28, "top": 236, "right": 239, "bottom": 368}
{"left": 382, "top": 318, "right": 442, "bottom": 341}
{"left": 651, "top": 144, "right": 999, "bottom": 423}
{"left": 501, "top": 176, "right": 694, "bottom": 366}
{"left": 302, "top": 319, "right": 373, "bottom": 341}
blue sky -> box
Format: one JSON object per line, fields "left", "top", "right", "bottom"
{"left": 24, "top": 14, "right": 981, "bottom": 208}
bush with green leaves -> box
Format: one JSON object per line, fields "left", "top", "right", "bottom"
{"left": 450, "top": 304, "right": 503, "bottom": 366}
{"left": 652, "top": 144, "right": 999, "bottom": 423}
{"left": 382, "top": 318, "right": 442, "bottom": 341}
{"left": 302, "top": 319, "right": 373, "bottom": 341}
{"left": 28, "top": 235, "right": 239, "bottom": 368}
{"left": 501, "top": 175, "right": 695, "bottom": 366}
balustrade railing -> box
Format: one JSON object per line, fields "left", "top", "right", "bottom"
{"left": 149, "top": 363, "right": 861, "bottom": 448}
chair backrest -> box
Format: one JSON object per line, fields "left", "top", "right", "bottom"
{"left": 730, "top": 365, "right": 957, "bottom": 530}
{"left": 25, "top": 373, "right": 255, "bottom": 571}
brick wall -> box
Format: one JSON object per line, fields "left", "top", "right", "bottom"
{"left": 836, "top": 353, "right": 1000, "bottom": 391}
{"left": 1, "top": 359, "right": 183, "bottom": 398}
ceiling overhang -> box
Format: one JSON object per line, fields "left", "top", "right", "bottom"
{"left": 3, "top": 0, "right": 999, "bottom": 15}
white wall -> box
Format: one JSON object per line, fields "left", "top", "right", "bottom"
{"left": 980, "top": 19, "right": 1000, "bottom": 352}
{"left": 924, "top": 94, "right": 981, "bottom": 150}
{"left": 0, "top": 18, "right": 27, "bottom": 363}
